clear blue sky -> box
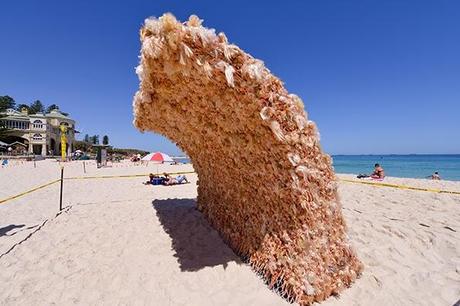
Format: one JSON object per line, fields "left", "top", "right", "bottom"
{"left": 1, "top": 1, "right": 459, "bottom": 155}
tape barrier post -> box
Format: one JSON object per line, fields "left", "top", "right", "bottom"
{"left": 59, "top": 166, "right": 64, "bottom": 211}
{"left": 83, "top": 161, "right": 86, "bottom": 173}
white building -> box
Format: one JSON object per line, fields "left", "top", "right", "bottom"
{"left": 0, "top": 108, "right": 77, "bottom": 156}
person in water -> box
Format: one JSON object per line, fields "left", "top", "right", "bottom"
{"left": 370, "top": 163, "right": 385, "bottom": 179}
{"left": 431, "top": 171, "right": 441, "bottom": 180}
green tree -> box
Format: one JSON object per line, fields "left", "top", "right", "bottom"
{"left": 0, "top": 96, "right": 14, "bottom": 138}
{"left": 102, "top": 135, "right": 109, "bottom": 145}
{"left": 0, "top": 95, "right": 15, "bottom": 111}
{"left": 46, "top": 104, "right": 59, "bottom": 113}
{"left": 74, "top": 140, "right": 89, "bottom": 152}
{"left": 16, "top": 104, "right": 30, "bottom": 113}
{"left": 84, "top": 134, "right": 90, "bottom": 143}
{"left": 29, "top": 100, "right": 45, "bottom": 114}
{"left": 90, "top": 135, "right": 99, "bottom": 145}
{"left": 0, "top": 113, "right": 10, "bottom": 138}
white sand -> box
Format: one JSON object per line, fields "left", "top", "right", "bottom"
{"left": 1, "top": 160, "right": 459, "bottom": 305}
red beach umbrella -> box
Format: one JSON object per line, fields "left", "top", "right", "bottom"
{"left": 141, "top": 152, "right": 174, "bottom": 163}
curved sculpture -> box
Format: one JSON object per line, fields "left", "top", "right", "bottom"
{"left": 133, "top": 14, "right": 362, "bottom": 305}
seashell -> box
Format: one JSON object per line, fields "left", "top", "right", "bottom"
{"left": 159, "top": 13, "right": 180, "bottom": 32}
{"left": 304, "top": 280, "right": 316, "bottom": 296}
{"left": 287, "top": 152, "right": 301, "bottom": 166}
{"left": 202, "top": 61, "right": 212, "bottom": 78}
{"left": 242, "top": 59, "right": 266, "bottom": 80}
{"left": 142, "top": 36, "right": 164, "bottom": 58}
{"left": 135, "top": 65, "right": 144, "bottom": 80}
{"left": 182, "top": 43, "right": 193, "bottom": 58}
{"left": 293, "top": 114, "right": 307, "bottom": 131}
{"left": 218, "top": 32, "right": 228, "bottom": 43}
{"left": 259, "top": 106, "right": 272, "bottom": 121}
{"left": 269, "top": 120, "right": 286, "bottom": 142}
{"left": 187, "top": 14, "right": 203, "bottom": 27}
{"left": 179, "top": 51, "right": 186, "bottom": 65}
{"left": 224, "top": 64, "right": 235, "bottom": 87}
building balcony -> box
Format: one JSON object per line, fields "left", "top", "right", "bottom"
{"left": 29, "top": 126, "right": 47, "bottom": 131}
{"left": 2, "top": 121, "right": 30, "bottom": 130}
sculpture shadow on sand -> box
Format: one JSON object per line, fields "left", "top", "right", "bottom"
{"left": 152, "top": 198, "right": 242, "bottom": 272}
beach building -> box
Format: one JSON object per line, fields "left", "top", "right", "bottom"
{"left": 0, "top": 108, "right": 77, "bottom": 156}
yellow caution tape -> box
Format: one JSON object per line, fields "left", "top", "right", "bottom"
{"left": 2, "top": 172, "right": 459, "bottom": 205}
{"left": 0, "top": 171, "right": 196, "bottom": 204}
{"left": 340, "top": 178, "right": 460, "bottom": 195}
{"left": 65, "top": 171, "right": 196, "bottom": 180}
{"left": 0, "top": 179, "right": 61, "bottom": 205}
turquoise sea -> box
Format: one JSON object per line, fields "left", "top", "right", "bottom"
{"left": 332, "top": 155, "right": 460, "bottom": 181}
{"left": 175, "top": 154, "right": 460, "bottom": 181}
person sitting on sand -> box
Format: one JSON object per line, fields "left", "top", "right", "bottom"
{"left": 431, "top": 171, "right": 441, "bottom": 180}
{"left": 370, "top": 163, "right": 385, "bottom": 179}
{"left": 162, "top": 173, "right": 189, "bottom": 185}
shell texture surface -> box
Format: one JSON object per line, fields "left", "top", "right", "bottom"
{"left": 133, "top": 13, "right": 363, "bottom": 305}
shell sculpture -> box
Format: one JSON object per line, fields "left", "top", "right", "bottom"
{"left": 133, "top": 13, "right": 363, "bottom": 305}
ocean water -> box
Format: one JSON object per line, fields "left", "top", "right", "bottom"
{"left": 332, "top": 155, "right": 460, "bottom": 181}
{"left": 175, "top": 154, "right": 460, "bottom": 181}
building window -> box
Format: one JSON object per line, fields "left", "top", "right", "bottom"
{"left": 32, "top": 120, "right": 44, "bottom": 129}
{"left": 32, "top": 133, "right": 43, "bottom": 141}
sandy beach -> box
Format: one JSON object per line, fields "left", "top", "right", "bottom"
{"left": 1, "top": 160, "right": 459, "bottom": 305}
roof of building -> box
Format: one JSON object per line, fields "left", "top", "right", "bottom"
{"left": 2, "top": 108, "right": 75, "bottom": 123}
{"left": 0, "top": 141, "right": 27, "bottom": 147}
{"left": 9, "top": 141, "right": 27, "bottom": 147}
{"left": 45, "top": 109, "right": 73, "bottom": 120}
{"left": 2, "top": 109, "right": 29, "bottom": 120}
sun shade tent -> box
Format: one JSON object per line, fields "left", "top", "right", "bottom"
{"left": 141, "top": 152, "right": 174, "bottom": 163}
{"left": 133, "top": 14, "right": 362, "bottom": 305}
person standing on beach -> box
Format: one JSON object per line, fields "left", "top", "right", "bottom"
{"left": 431, "top": 172, "right": 441, "bottom": 180}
